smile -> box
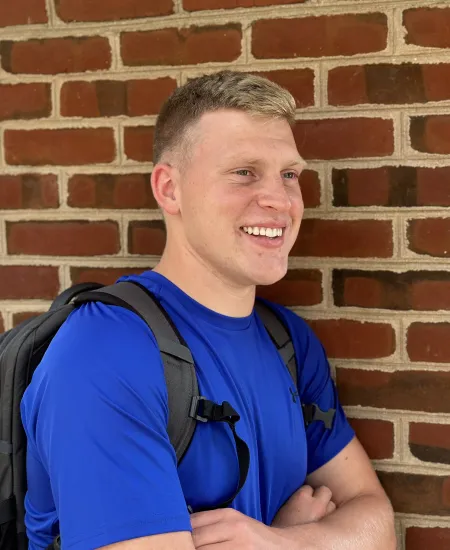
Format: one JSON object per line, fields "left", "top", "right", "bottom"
{"left": 241, "top": 226, "right": 284, "bottom": 238}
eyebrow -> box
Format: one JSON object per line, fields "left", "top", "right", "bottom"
{"left": 220, "top": 156, "right": 307, "bottom": 170}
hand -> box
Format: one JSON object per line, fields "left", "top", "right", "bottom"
{"left": 272, "top": 485, "right": 336, "bottom": 528}
{"left": 191, "top": 508, "right": 300, "bottom": 549}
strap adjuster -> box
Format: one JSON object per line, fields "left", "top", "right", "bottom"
{"left": 189, "top": 397, "right": 240, "bottom": 424}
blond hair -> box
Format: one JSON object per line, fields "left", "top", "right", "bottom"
{"left": 153, "top": 70, "right": 296, "bottom": 164}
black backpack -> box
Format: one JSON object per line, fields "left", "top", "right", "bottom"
{"left": 0, "top": 280, "right": 335, "bottom": 550}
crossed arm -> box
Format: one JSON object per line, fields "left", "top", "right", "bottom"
{"left": 102, "top": 437, "right": 396, "bottom": 550}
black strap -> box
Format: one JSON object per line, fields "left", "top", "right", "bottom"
{"left": 73, "top": 281, "right": 199, "bottom": 463}
{"left": 188, "top": 397, "right": 250, "bottom": 513}
{"left": 255, "top": 299, "right": 336, "bottom": 431}
{"left": 0, "top": 497, "right": 15, "bottom": 524}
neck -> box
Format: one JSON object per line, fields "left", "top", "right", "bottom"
{"left": 153, "top": 242, "right": 256, "bottom": 318}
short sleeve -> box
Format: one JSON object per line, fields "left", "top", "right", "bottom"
{"left": 20, "top": 302, "right": 192, "bottom": 550}
{"left": 271, "top": 306, "right": 355, "bottom": 475}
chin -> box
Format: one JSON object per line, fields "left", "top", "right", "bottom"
{"left": 250, "top": 267, "right": 287, "bottom": 287}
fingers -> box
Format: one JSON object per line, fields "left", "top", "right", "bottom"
{"left": 326, "top": 500, "right": 337, "bottom": 515}
{"left": 192, "top": 521, "right": 230, "bottom": 548}
{"left": 313, "top": 485, "right": 333, "bottom": 504}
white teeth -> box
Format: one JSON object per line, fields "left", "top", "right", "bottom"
{"left": 242, "top": 226, "right": 284, "bottom": 238}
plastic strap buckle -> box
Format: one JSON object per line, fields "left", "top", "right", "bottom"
{"left": 189, "top": 397, "right": 240, "bottom": 424}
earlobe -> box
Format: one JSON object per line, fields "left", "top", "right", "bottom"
{"left": 151, "top": 164, "right": 180, "bottom": 216}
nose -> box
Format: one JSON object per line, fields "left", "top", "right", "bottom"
{"left": 256, "top": 177, "right": 294, "bottom": 213}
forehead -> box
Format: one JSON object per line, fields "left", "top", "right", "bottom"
{"left": 190, "top": 109, "right": 300, "bottom": 163}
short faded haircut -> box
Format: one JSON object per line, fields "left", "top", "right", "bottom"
{"left": 153, "top": 70, "right": 297, "bottom": 164}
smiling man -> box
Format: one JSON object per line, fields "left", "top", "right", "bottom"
{"left": 21, "top": 71, "right": 396, "bottom": 550}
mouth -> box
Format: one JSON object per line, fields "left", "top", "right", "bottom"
{"left": 239, "top": 225, "right": 286, "bottom": 248}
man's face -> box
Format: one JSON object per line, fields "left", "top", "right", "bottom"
{"left": 170, "top": 109, "right": 305, "bottom": 288}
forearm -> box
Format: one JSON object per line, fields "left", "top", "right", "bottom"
{"left": 279, "top": 492, "right": 396, "bottom": 550}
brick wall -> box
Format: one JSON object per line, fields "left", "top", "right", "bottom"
{"left": 0, "top": 1, "right": 449, "bottom": 548}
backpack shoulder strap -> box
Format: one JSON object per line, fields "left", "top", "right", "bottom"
{"left": 73, "top": 281, "right": 198, "bottom": 463}
{"left": 254, "top": 299, "right": 335, "bottom": 430}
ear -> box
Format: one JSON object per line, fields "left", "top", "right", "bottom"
{"left": 151, "top": 163, "right": 180, "bottom": 216}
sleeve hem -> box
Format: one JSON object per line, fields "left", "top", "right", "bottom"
{"left": 306, "top": 428, "right": 356, "bottom": 476}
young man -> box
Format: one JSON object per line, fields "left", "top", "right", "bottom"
{"left": 21, "top": 71, "right": 396, "bottom": 549}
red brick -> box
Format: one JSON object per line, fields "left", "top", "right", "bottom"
{"left": 411, "top": 116, "right": 450, "bottom": 155}
{"left": 294, "top": 118, "right": 394, "bottom": 160}
{"left": 417, "top": 168, "right": 450, "bottom": 206}
{"left": 329, "top": 64, "right": 426, "bottom": 105}
{"left": 292, "top": 219, "right": 393, "bottom": 258}
{"left": 256, "top": 269, "right": 322, "bottom": 307}
{"left": 124, "top": 127, "right": 154, "bottom": 162}
{"left": 0, "top": 0, "right": 47, "bottom": 27}
{"left": 407, "top": 218, "right": 450, "bottom": 258}
{"left": 128, "top": 221, "right": 166, "bottom": 255}
{"left": 0, "top": 266, "right": 59, "bottom": 299}
{"left": 61, "top": 78, "right": 177, "bottom": 118}
{"left": 404, "top": 8, "right": 450, "bottom": 49}
{"left": 299, "top": 170, "right": 320, "bottom": 208}
{"left": 121, "top": 25, "right": 242, "bottom": 66}
{"left": 5, "top": 128, "right": 116, "bottom": 166}
{"left": 422, "top": 64, "right": 450, "bottom": 101}
{"left": 252, "top": 14, "right": 387, "bottom": 59}
{"left": 348, "top": 418, "right": 394, "bottom": 459}
{"left": 68, "top": 174, "right": 157, "bottom": 209}
{"left": 6, "top": 221, "right": 120, "bottom": 256}
{"left": 0, "top": 315, "right": 4, "bottom": 334}
{"left": 254, "top": 69, "right": 314, "bottom": 108}
{"left": 308, "top": 320, "right": 395, "bottom": 359}
{"left": 71, "top": 267, "right": 146, "bottom": 285}
{"left": 55, "top": 0, "right": 173, "bottom": 22}
{"left": 0, "top": 37, "right": 111, "bottom": 75}
{"left": 184, "top": 0, "right": 305, "bottom": 10}
{"left": 13, "top": 311, "right": 44, "bottom": 327}
{"left": 406, "top": 527, "right": 450, "bottom": 550}
{"left": 378, "top": 472, "right": 450, "bottom": 515}
{"left": 333, "top": 270, "right": 450, "bottom": 311}
{"left": 410, "top": 423, "right": 450, "bottom": 465}
{"left": 337, "top": 368, "right": 450, "bottom": 412}
{"left": 407, "top": 323, "right": 450, "bottom": 363}
{"left": 0, "top": 174, "right": 59, "bottom": 209}
{"left": 333, "top": 167, "right": 390, "bottom": 206}
{"left": 0, "top": 83, "right": 51, "bottom": 120}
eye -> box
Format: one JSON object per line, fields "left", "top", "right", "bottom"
{"left": 235, "top": 169, "right": 253, "bottom": 177}
{"left": 283, "top": 171, "right": 299, "bottom": 180}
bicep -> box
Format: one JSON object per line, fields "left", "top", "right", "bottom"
{"left": 99, "top": 531, "right": 195, "bottom": 550}
{"left": 306, "top": 437, "right": 386, "bottom": 507}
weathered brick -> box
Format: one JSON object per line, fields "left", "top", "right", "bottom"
{"left": 333, "top": 270, "right": 450, "bottom": 311}
{"left": 61, "top": 78, "right": 177, "bottom": 117}
{"left": 406, "top": 527, "right": 450, "bottom": 550}
{"left": 0, "top": 0, "right": 47, "bottom": 27}
{"left": 128, "top": 220, "right": 166, "bottom": 255}
{"left": 256, "top": 269, "right": 322, "bottom": 307}
{"left": 121, "top": 25, "right": 242, "bottom": 66}
{"left": 0, "top": 83, "right": 51, "bottom": 120}
{"left": 254, "top": 69, "right": 314, "bottom": 108}
{"left": 292, "top": 219, "right": 393, "bottom": 258}
{"left": 55, "top": 0, "right": 173, "bottom": 22}
{"left": 333, "top": 166, "right": 450, "bottom": 207}
{"left": 5, "top": 128, "right": 116, "bottom": 166}
{"left": 407, "top": 323, "right": 450, "bottom": 363}
{"left": 0, "top": 266, "right": 59, "bottom": 299}
{"left": 308, "top": 320, "right": 395, "bottom": 359}
{"left": 378, "top": 471, "right": 450, "bottom": 516}
{"left": 337, "top": 368, "right": 450, "bottom": 412}
{"left": 410, "top": 422, "right": 450, "bottom": 465}
{"left": 348, "top": 418, "right": 394, "bottom": 460}
{"left": 411, "top": 116, "right": 450, "bottom": 155}
{"left": 407, "top": 218, "right": 450, "bottom": 258}
{"left": 0, "top": 314, "right": 4, "bottom": 333}
{"left": 0, "top": 174, "right": 59, "bottom": 209}
{"left": 299, "top": 170, "right": 320, "bottom": 208}
{"left": 294, "top": 118, "right": 394, "bottom": 160}
{"left": 252, "top": 14, "right": 387, "bottom": 59}
{"left": 71, "top": 267, "right": 146, "bottom": 285}
{"left": 68, "top": 174, "right": 157, "bottom": 209}
{"left": 13, "top": 311, "right": 44, "bottom": 327}
{"left": 404, "top": 8, "right": 450, "bottom": 49}
{"left": 184, "top": 0, "right": 305, "bottom": 10}
{"left": 124, "top": 127, "right": 154, "bottom": 162}
{"left": 6, "top": 221, "right": 120, "bottom": 256}
{"left": 0, "top": 37, "right": 111, "bottom": 74}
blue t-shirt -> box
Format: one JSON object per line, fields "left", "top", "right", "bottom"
{"left": 21, "top": 271, "right": 354, "bottom": 550}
